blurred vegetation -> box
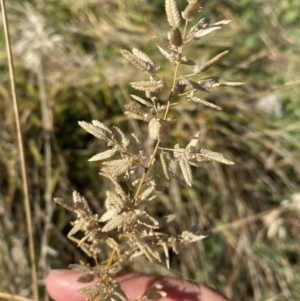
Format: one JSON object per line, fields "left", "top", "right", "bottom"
{"left": 0, "top": 0, "right": 300, "bottom": 300}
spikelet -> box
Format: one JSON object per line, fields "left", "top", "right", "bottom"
{"left": 168, "top": 27, "right": 183, "bottom": 47}
{"left": 180, "top": 56, "right": 196, "bottom": 66}
{"left": 148, "top": 118, "right": 169, "bottom": 141}
{"left": 160, "top": 151, "right": 170, "bottom": 180}
{"left": 188, "top": 18, "right": 231, "bottom": 39}
{"left": 174, "top": 144, "right": 193, "bottom": 186}
{"left": 89, "top": 149, "right": 117, "bottom": 162}
{"left": 142, "top": 283, "right": 167, "bottom": 300}
{"left": 165, "top": 0, "right": 181, "bottom": 27}
{"left": 101, "top": 158, "right": 133, "bottom": 177}
{"left": 198, "top": 148, "right": 234, "bottom": 165}
{"left": 130, "top": 80, "right": 165, "bottom": 92}
{"left": 187, "top": 93, "right": 222, "bottom": 110}
{"left": 121, "top": 48, "right": 159, "bottom": 75}
{"left": 193, "top": 50, "right": 229, "bottom": 74}
{"left": 124, "top": 101, "right": 154, "bottom": 121}
{"left": 182, "top": 0, "right": 207, "bottom": 21}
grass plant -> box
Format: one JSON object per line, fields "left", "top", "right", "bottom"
{"left": 0, "top": 0, "right": 300, "bottom": 300}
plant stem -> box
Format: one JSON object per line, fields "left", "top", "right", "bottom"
{"left": 0, "top": 1, "right": 39, "bottom": 300}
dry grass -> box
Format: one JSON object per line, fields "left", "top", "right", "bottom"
{"left": 0, "top": 0, "right": 300, "bottom": 300}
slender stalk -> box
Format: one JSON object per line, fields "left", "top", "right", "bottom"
{"left": 37, "top": 63, "right": 52, "bottom": 301}
{"left": 0, "top": 1, "right": 39, "bottom": 300}
{"left": 0, "top": 292, "right": 34, "bottom": 301}
{"left": 133, "top": 139, "right": 160, "bottom": 201}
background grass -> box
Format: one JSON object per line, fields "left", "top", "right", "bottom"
{"left": 0, "top": 0, "right": 300, "bottom": 300}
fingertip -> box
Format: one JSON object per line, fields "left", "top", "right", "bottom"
{"left": 46, "top": 269, "right": 86, "bottom": 301}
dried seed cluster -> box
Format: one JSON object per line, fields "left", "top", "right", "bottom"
{"left": 55, "top": 1, "right": 244, "bottom": 300}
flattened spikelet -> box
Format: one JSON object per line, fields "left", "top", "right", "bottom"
{"left": 186, "top": 132, "right": 200, "bottom": 149}
{"left": 199, "top": 148, "right": 234, "bottom": 165}
{"left": 130, "top": 94, "right": 152, "bottom": 107}
{"left": 72, "top": 191, "right": 91, "bottom": 213}
{"left": 168, "top": 27, "right": 183, "bottom": 47}
{"left": 77, "top": 273, "right": 96, "bottom": 283}
{"left": 139, "top": 186, "right": 155, "bottom": 201}
{"left": 78, "top": 283, "right": 102, "bottom": 300}
{"left": 102, "top": 214, "right": 125, "bottom": 232}
{"left": 160, "top": 151, "right": 170, "bottom": 180}
{"left": 165, "top": 0, "right": 181, "bottom": 27}
{"left": 69, "top": 262, "right": 91, "bottom": 273}
{"left": 148, "top": 118, "right": 169, "bottom": 141}
{"left": 143, "top": 283, "right": 167, "bottom": 300}
{"left": 180, "top": 229, "right": 210, "bottom": 243}
{"left": 105, "top": 190, "right": 124, "bottom": 209}
{"left": 219, "top": 81, "right": 245, "bottom": 87}
{"left": 128, "top": 133, "right": 144, "bottom": 159}
{"left": 54, "top": 197, "right": 75, "bottom": 211}
{"left": 182, "top": 0, "right": 207, "bottom": 21}
{"left": 121, "top": 48, "right": 157, "bottom": 74}
{"left": 124, "top": 101, "right": 153, "bottom": 121}
{"left": 132, "top": 48, "right": 154, "bottom": 66}
{"left": 100, "top": 209, "right": 120, "bottom": 223}
{"left": 187, "top": 94, "right": 222, "bottom": 110}
{"left": 198, "top": 76, "right": 220, "bottom": 92}
{"left": 193, "top": 50, "right": 229, "bottom": 73}
{"left": 111, "top": 127, "right": 129, "bottom": 148}
{"left": 186, "top": 79, "right": 212, "bottom": 92}
{"left": 79, "top": 120, "right": 111, "bottom": 140}
{"left": 157, "top": 45, "right": 177, "bottom": 64}
{"left": 188, "top": 18, "right": 231, "bottom": 39}
{"left": 130, "top": 80, "right": 165, "bottom": 92}
{"left": 89, "top": 149, "right": 117, "bottom": 161}
{"left": 101, "top": 158, "right": 133, "bottom": 176}
{"left": 180, "top": 56, "right": 196, "bottom": 66}
{"left": 198, "top": 77, "right": 245, "bottom": 91}
{"left": 179, "top": 156, "right": 193, "bottom": 186}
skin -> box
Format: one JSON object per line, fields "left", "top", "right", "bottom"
{"left": 46, "top": 270, "right": 233, "bottom": 301}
